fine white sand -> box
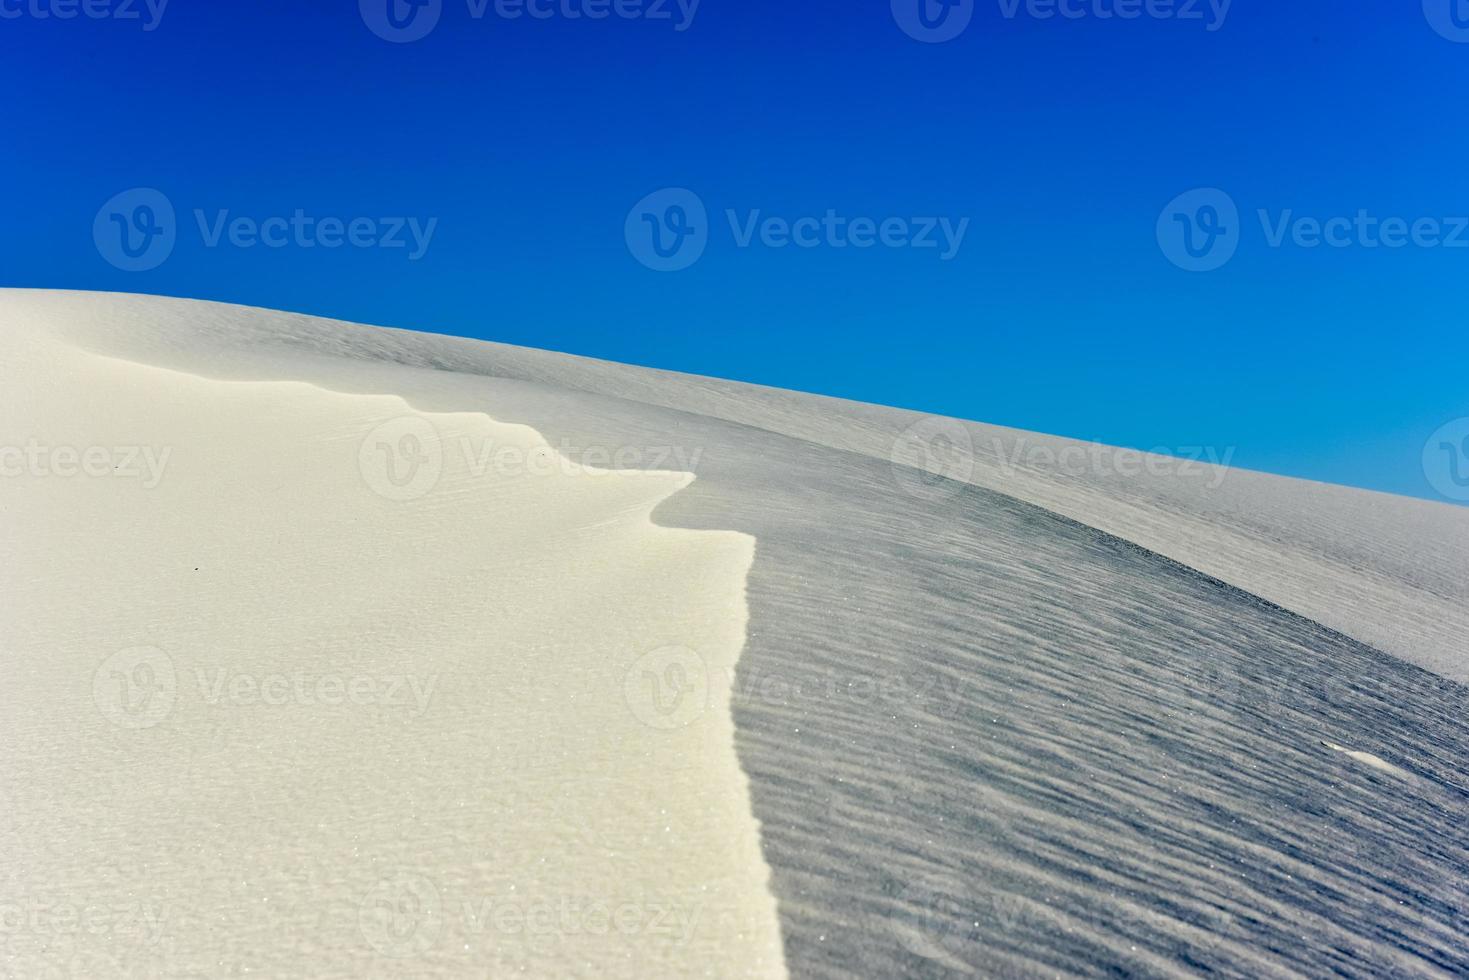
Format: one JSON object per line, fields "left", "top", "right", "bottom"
{"left": 0, "top": 321, "right": 784, "bottom": 977}
{"left": 4, "top": 291, "right": 1466, "bottom": 979}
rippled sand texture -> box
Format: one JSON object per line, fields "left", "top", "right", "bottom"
{"left": 0, "top": 324, "right": 784, "bottom": 978}
{"left": 8, "top": 290, "right": 1467, "bottom": 978}
{"left": 726, "top": 470, "right": 1468, "bottom": 977}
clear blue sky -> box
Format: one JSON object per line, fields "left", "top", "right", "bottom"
{"left": 2, "top": 0, "right": 1466, "bottom": 502}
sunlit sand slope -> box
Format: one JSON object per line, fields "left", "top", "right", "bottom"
{"left": 0, "top": 322, "right": 784, "bottom": 978}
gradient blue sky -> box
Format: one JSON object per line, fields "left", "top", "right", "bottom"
{"left": 2, "top": 0, "right": 1465, "bottom": 502}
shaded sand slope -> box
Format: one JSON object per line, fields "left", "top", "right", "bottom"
{"left": 6, "top": 291, "right": 1468, "bottom": 977}
{"left": 0, "top": 324, "right": 784, "bottom": 977}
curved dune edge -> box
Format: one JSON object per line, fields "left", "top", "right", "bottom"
{"left": 15, "top": 289, "right": 1465, "bottom": 684}
{"left": 0, "top": 326, "right": 787, "bottom": 978}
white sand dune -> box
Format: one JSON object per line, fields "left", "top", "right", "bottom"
{"left": 3, "top": 289, "right": 1467, "bottom": 978}
{"left": 1, "top": 311, "right": 782, "bottom": 978}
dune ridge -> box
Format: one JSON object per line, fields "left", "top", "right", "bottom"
{"left": 20, "top": 289, "right": 1466, "bottom": 684}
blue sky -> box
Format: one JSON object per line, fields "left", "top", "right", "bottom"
{"left": 2, "top": 0, "right": 1466, "bottom": 502}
